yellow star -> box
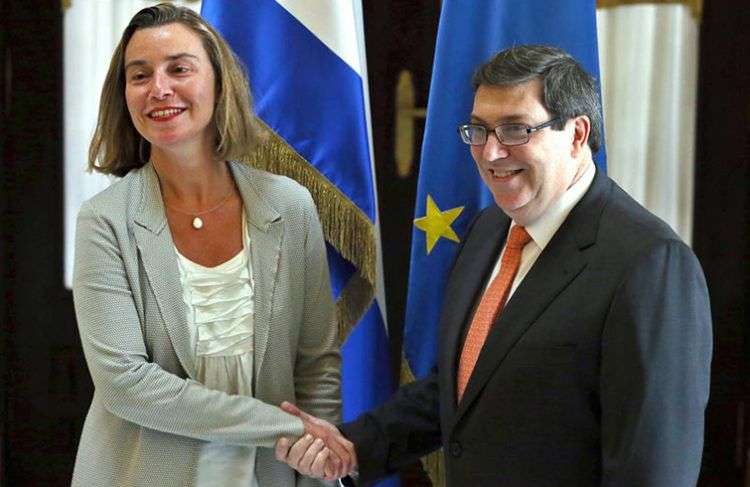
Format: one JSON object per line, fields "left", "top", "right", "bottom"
{"left": 414, "top": 194, "right": 464, "bottom": 254}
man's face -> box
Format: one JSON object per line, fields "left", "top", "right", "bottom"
{"left": 470, "top": 79, "right": 584, "bottom": 226}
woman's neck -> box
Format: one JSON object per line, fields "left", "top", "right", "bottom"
{"left": 151, "top": 145, "right": 234, "bottom": 209}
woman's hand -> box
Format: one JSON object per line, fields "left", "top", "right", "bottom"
{"left": 275, "top": 401, "right": 357, "bottom": 480}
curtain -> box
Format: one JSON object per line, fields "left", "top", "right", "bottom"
{"left": 63, "top": 0, "right": 201, "bottom": 287}
{"left": 597, "top": 3, "right": 699, "bottom": 243}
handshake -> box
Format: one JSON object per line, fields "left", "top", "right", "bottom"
{"left": 275, "top": 402, "right": 358, "bottom": 482}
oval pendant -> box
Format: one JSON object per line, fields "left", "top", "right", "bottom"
{"left": 192, "top": 217, "right": 204, "bottom": 230}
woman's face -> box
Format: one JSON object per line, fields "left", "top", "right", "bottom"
{"left": 124, "top": 22, "right": 216, "bottom": 155}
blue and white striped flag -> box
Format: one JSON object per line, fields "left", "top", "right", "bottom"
{"left": 201, "top": 2, "right": 397, "bottom": 486}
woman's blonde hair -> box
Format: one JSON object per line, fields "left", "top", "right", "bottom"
{"left": 88, "top": 3, "right": 258, "bottom": 177}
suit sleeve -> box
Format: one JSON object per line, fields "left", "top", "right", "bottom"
{"left": 336, "top": 209, "right": 493, "bottom": 485}
{"left": 339, "top": 371, "right": 442, "bottom": 485}
{"left": 600, "top": 238, "right": 712, "bottom": 486}
{"left": 73, "top": 200, "right": 305, "bottom": 447}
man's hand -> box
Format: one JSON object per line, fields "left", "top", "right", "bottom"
{"left": 275, "top": 401, "right": 357, "bottom": 480}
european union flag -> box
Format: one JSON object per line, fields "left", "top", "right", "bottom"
{"left": 201, "top": 2, "right": 397, "bottom": 486}
{"left": 404, "top": 0, "right": 606, "bottom": 381}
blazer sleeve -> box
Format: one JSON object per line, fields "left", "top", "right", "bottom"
{"left": 73, "top": 200, "right": 304, "bottom": 447}
{"left": 600, "top": 238, "right": 712, "bottom": 486}
{"left": 339, "top": 371, "right": 442, "bottom": 485}
{"left": 292, "top": 191, "right": 342, "bottom": 487}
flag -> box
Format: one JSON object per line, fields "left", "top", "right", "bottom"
{"left": 404, "top": 0, "right": 607, "bottom": 380}
{"left": 201, "top": 2, "right": 397, "bottom": 486}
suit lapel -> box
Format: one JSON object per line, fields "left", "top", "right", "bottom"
{"left": 229, "top": 162, "right": 282, "bottom": 383}
{"left": 132, "top": 164, "right": 196, "bottom": 378}
{"left": 452, "top": 170, "right": 610, "bottom": 424}
{"left": 440, "top": 207, "right": 510, "bottom": 417}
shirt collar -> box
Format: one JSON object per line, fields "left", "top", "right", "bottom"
{"left": 520, "top": 162, "right": 596, "bottom": 251}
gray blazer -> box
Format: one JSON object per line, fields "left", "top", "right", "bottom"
{"left": 72, "top": 161, "right": 340, "bottom": 487}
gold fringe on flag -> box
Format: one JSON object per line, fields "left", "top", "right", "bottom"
{"left": 244, "top": 119, "right": 377, "bottom": 343}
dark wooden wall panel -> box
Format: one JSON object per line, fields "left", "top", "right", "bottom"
{"left": 694, "top": 0, "right": 750, "bottom": 485}
{"left": 1, "top": 1, "right": 93, "bottom": 485}
{"left": 1, "top": 0, "right": 8, "bottom": 479}
{"left": 362, "top": 1, "right": 439, "bottom": 483}
{"left": 362, "top": 0, "right": 439, "bottom": 385}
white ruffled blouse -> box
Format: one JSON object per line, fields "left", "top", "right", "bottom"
{"left": 175, "top": 218, "right": 260, "bottom": 487}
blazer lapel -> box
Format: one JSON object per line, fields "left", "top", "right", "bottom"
{"left": 132, "top": 164, "right": 196, "bottom": 378}
{"left": 439, "top": 207, "right": 510, "bottom": 417}
{"left": 229, "top": 162, "right": 283, "bottom": 383}
{"left": 453, "top": 169, "right": 610, "bottom": 423}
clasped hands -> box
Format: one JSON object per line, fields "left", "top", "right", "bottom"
{"left": 275, "top": 401, "right": 357, "bottom": 481}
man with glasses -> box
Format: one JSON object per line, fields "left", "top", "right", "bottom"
{"left": 276, "top": 44, "right": 712, "bottom": 486}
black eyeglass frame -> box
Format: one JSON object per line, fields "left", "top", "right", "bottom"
{"left": 457, "top": 117, "right": 562, "bottom": 146}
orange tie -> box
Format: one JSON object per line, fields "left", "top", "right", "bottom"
{"left": 457, "top": 225, "right": 532, "bottom": 402}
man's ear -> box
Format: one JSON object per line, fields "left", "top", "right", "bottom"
{"left": 570, "top": 115, "right": 591, "bottom": 157}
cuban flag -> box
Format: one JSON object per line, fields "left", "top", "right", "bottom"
{"left": 201, "top": 2, "right": 397, "bottom": 486}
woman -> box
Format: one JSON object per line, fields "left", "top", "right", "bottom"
{"left": 72, "top": 4, "right": 341, "bottom": 486}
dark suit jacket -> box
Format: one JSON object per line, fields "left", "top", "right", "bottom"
{"left": 342, "top": 169, "right": 712, "bottom": 486}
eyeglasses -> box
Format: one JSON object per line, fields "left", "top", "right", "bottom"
{"left": 457, "top": 118, "right": 561, "bottom": 146}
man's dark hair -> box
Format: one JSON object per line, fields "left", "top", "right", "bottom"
{"left": 472, "top": 45, "right": 603, "bottom": 154}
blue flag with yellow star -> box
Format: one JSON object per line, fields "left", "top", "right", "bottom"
{"left": 404, "top": 0, "right": 606, "bottom": 379}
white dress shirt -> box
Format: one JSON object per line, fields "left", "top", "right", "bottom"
{"left": 485, "top": 162, "right": 596, "bottom": 303}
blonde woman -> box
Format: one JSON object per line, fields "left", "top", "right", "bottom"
{"left": 72, "top": 4, "right": 347, "bottom": 486}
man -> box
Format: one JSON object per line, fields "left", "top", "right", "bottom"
{"left": 276, "top": 44, "right": 712, "bottom": 486}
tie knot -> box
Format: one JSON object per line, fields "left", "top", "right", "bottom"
{"left": 507, "top": 225, "right": 531, "bottom": 250}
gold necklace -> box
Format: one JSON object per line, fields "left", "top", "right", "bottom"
{"left": 164, "top": 191, "right": 234, "bottom": 230}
